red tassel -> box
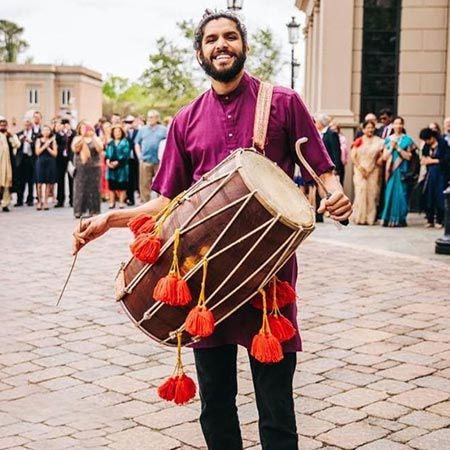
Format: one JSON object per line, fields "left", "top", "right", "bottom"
{"left": 128, "top": 213, "right": 154, "bottom": 236}
{"left": 276, "top": 280, "right": 296, "bottom": 307}
{"left": 176, "top": 279, "right": 192, "bottom": 306}
{"left": 153, "top": 274, "right": 178, "bottom": 305}
{"left": 136, "top": 219, "right": 156, "bottom": 235}
{"left": 251, "top": 332, "right": 283, "bottom": 363}
{"left": 157, "top": 376, "right": 177, "bottom": 401}
{"left": 268, "top": 315, "right": 296, "bottom": 342}
{"left": 250, "top": 290, "right": 274, "bottom": 310}
{"left": 130, "top": 233, "right": 161, "bottom": 264}
{"left": 185, "top": 306, "right": 215, "bottom": 337}
{"left": 174, "top": 374, "right": 197, "bottom": 405}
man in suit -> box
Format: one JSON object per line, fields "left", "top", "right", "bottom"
{"left": 55, "top": 119, "right": 75, "bottom": 207}
{"left": 378, "top": 108, "right": 394, "bottom": 139}
{"left": 124, "top": 115, "right": 139, "bottom": 205}
{"left": 315, "top": 113, "right": 344, "bottom": 183}
{"left": 15, "top": 119, "right": 35, "bottom": 206}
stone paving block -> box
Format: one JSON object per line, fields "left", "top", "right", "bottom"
{"left": 413, "top": 375, "right": 450, "bottom": 392}
{"left": 427, "top": 400, "right": 450, "bottom": 417}
{"left": 0, "top": 436, "right": 29, "bottom": 449}
{"left": 108, "top": 426, "right": 180, "bottom": 450}
{"left": 327, "top": 388, "right": 388, "bottom": 409}
{"left": 389, "top": 387, "right": 450, "bottom": 409}
{"left": 408, "top": 429, "right": 450, "bottom": 450}
{"left": 161, "top": 421, "right": 206, "bottom": 448}
{"left": 377, "top": 363, "right": 436, "bottom": 382}
{"left": 367, "top": 379, "right": 413, "bottom": 395}
{"left": 361, "top": 401, "right": 410, "bottom": 420}
{"left": 390, "top": 425, "right": 428, "bottom": 443}
{"left": 358, "top": 439, "right": 411, "bottom": 450}
{"left": 27, "top": 366, "right": 75, "bottom": 383}
{"left": 313, "top": 406, "right": 367, "bottom": 425}
{"left": 295, "top": 414, "right": 335, "bottom": 437}
{"left": 24, "top": 436, "right": 79, "bottom": 450}
{"left": 93, "top": 375, "right": 149, "bottom": 394}
{"left": 399, "top": 410, "right": 450, "bottom": 430}
{"left": 318, "top": 421, "right": 389, "bottom": 449}
{"left": 299, "top": 358, "right": 346, "bottom": 374}
{"left": 405, "top": 341, "right": 450, "bottom": 356}
{"left": 134, "top": 405, "right": 199, "bottom": 430}
{"left": 324, "top": 368, "right": 380, "bottom": 387}
{"left": 299, "top": 382, "right": 341, "bottom": 400}
{"left": 294, "top": 396, "right": 331, "bottom": 414}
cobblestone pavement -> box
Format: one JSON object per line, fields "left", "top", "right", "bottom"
{"left": 1, "top": 205, "right": 450, "bottom": 449}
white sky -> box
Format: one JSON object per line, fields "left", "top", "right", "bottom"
{"left": 3, "top": 0, "right": 305, "bottom": 89}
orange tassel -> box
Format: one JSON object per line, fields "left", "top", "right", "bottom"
{"left": 250, "top": 289, "right": 284, "bottom": 364}
{"left": 128, "top": 213, "right": 154, "bottom": 236}
{"left": 174, "top": 374, "right": 197, "bottom": 405}
{"left": 153, "top": 274, "right": 178, "bottom": 305}
{"left": 250, "top": 278, "right": 296, "bottom": 310}
{"left": 184, "top": 259, "right": 214, "bottom": 337}
{"left": 185, "top": 306, "right": 215, "bottom": 337}
{"left": 268, "top": 315, "right": 296, "bottom": 343}
{"left": 158, "top": 332, "right": 196, "bottom": 405}
{"left": 136, "top": 218, "right": 156, "bottom": 235}
{"left": 157, "top": 376, "right": 176, "bottom": 401}
{"left": 276, "top": 280, "right": 296, "bottom": 307}
{"left": 176, "top": 278, "right": 192, "bottom": 306}
{"left": 130, "top": 233, "right": 161, "bottom": 264}
{"left": 251, "top": 331, "right": 283, "bottom": 363}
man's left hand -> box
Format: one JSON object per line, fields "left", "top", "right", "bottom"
{"left": 317, "top": 191, "right": 352, "bottom": 222}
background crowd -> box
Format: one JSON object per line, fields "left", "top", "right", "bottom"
{"left": 0, "top": 110, "right": 171, "bottom": 217}
{"left": 0, "top": 107, "right": 449, "bottom": 229}
{"left": 312, "top": 110, "right": 450, "bottom": 228}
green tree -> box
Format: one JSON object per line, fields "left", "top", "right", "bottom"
{"left": 0, "top": 20, "right": 29, "bottom": 63}
{"left": 247, "top": 28, "right": 282, "bottom": 83}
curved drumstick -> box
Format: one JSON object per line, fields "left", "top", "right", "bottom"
{"left": 295, "top": 138, "right": 349, "bottom": 226}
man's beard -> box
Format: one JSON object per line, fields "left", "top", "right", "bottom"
{"left": 199, "top": 50, "right": 246, "bottom": 83}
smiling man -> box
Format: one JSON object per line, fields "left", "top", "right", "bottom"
{"left": 73, "top": 10, "right": 352, "bottom": 450}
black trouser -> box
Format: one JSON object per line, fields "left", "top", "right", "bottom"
{"left": 56, "top": 158, "right": 73, "bottom": 206}
{"left": 194, "top": 345, "right": 298, "bottom": 450}
{"left": 15, "top": 155, "right": 34, "bottom": 205}
{"left": 426, "top": 207, "right": 444, "bottom": 225}
{"left": 127, "top": 158, "right": 139, "bottom": 204}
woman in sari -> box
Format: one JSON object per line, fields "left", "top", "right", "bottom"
{"left": 380, "top": 116, "right": 414, "bottom": 227}
{"left": 351, "top": 120, "right": 384, "bottom": 225}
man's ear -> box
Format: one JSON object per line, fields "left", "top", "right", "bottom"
{"left": 196, "top": 50, "right": 203, "bottom": 68}
{"left": 245, "top": 44, "right": 250, "bottom": 56}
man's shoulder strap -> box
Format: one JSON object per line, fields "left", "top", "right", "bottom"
{"left": 252, "top": 81, "right": 273, "bottom": 154}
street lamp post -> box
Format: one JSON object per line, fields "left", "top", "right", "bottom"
{"left": 286, "top": 16, "right": 300, "bottom": 90}
{"left": 227, "top": 0, "right": 244, "bottom": 12}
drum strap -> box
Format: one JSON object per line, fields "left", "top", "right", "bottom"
{"left": 252, "top": 81, "right": 274, "bottom": 154}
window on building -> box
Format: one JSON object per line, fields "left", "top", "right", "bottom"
{"left": 28, "top": 88, "right": 39, "bottom": 106}
{"left": 61, "top": 88, "right": 72, "bottom": 106}
{"left": 360, "top": 0, "right": 401, "bottom": 120}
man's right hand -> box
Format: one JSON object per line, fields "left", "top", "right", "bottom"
{"left": 72, "top": 214, "right": 109, "bottom": 255}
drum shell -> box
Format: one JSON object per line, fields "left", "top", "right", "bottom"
{"left": 117, "top": 152, "right": 313, "bottom": 346}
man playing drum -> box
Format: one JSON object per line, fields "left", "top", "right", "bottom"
{"left": 73, "top": 10, "right": 352, "bottom": 450}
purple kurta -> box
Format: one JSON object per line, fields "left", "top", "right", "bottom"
{"left": 152, "top": 72, "right": 333, "bottom": 352}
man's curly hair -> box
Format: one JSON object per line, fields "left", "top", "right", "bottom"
{"left": 193, "top": 9, "right": 248, "bottom": 51}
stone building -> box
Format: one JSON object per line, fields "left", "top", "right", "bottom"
{"left": 0, "top": 64, "right": 102, "bottom": 126}
{"left": 296, "top": 0, "right": 449, "bottom": 193}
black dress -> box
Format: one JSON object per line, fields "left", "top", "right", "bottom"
{"left": 35, "top": 139, "right": 56, "bottom": 183}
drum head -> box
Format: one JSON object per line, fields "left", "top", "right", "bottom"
{"left": 237, "top": 150, "right": 314, "bottom": 228}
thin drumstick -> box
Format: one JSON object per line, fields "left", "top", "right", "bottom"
{"left": 295, "top": 138, "right": 349, "bottom": 226}
{"left": 56, "top": 217, "right": 82, "bottom": 306}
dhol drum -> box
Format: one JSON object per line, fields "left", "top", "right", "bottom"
{"left": 115, "top": 148, "right": 315, "bottom": 347}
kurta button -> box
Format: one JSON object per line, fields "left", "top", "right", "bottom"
{"left": 228, "top": 114, "right": 232, "bottom": 119}
{"left": 228, "top": 133, "right": 233, "bottom": 137}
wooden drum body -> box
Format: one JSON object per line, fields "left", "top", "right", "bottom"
{"left": 115, "top": 149, "right": 315, "bottom": 346}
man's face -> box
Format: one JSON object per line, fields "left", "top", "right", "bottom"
{"left": 0, "top": 121, "right": 7, "bottom": 133}
{"left": 379, "top": 114, "right": 391, "bottom": 125}
{"left": 147, "top": 114, "right": 158, "bottom": 126}
{"left": 198, "top": 18, "right": 247, "bottom": 83}
{"left": 33, "top": 113, "right": 41, "bottom": 125}
{"left": 24, "top": 120, "right": 32, "bottom": 130}
{"left": 444, "top": 118, "right": 450, "bottom": 132}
